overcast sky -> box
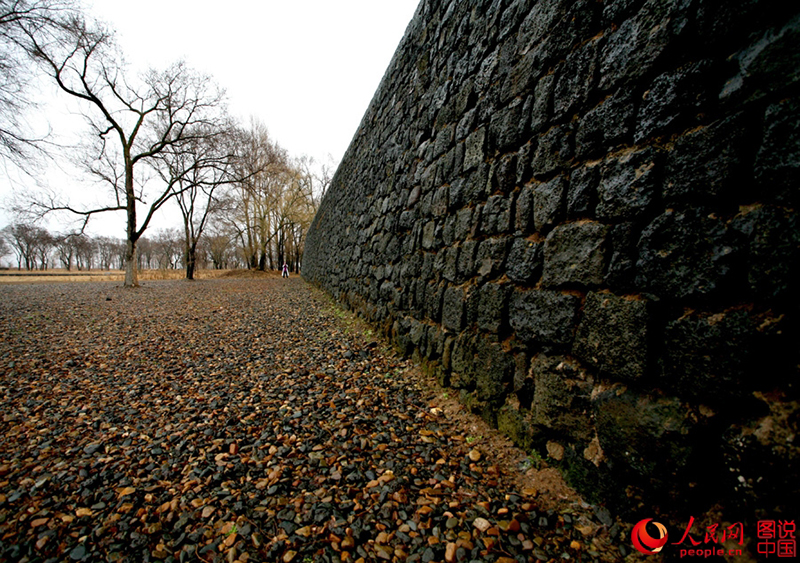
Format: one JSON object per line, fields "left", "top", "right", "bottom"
{"left": 0, "top": 0, "right": 420, "bottom": 236}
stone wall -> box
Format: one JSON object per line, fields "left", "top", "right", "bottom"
{"left": 303, "top": 0, "right": 800, "bottom": 519}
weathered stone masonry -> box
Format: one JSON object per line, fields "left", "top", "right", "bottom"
{"left": 304, "top": 0, "right": 800, "bottom": 518}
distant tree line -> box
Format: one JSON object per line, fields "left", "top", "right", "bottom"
{"left": 0, "top": 210, "right": 320, "bottom": 273}
{"left": 0, "top": 223, "right": 178, "bottom": 271}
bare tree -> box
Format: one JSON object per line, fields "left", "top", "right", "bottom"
{"left": 72, "top": 232, "right": 92, "bottom": 270}
{"left": 305, "top": 153, "right": 335, "bottom": 204}
{"left": 153, "top": 122, "right": 239, "bottom": 279}
{"left": 54, "top": 232, "right": 76, "bottom": 269}
{"left": 0, "top": 229, "right": 10, "bottom": 265}
{"left": 33, "top": 226, "right": 53, "bottom": 268}
{"left": 151, "top": 228, "right": 182, "bottom": 269}
{"left": 223, "top": 120, "right": 293, "bottom": 270}
{"left": 18, "top": 13, "right": 227, "bottom": 286}
{"left": 203, "top": 228, "right": 234, "bottom": 270}
{"left": 211, "top": 122, "right": 321, "bottom": 274}
{"left": 2, "top": 221, "right": 47, "bottom": 269}
{"left": 286, "top": 154, "right": 328, "bottom": 271}
{"left": 136, "top": 235, "right": 153, "bottom": 269}
{"left": 94, "top": 235, "right": 118, "bottom": 270}
{"left": 0, "top": 0, "right": 77, "bottom": 169}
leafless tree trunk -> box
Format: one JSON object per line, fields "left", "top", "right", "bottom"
{"left": 153, "top": 123, "right": 239, "bottom": 280}
{"left": 0, "top": 234, "right": 10, "bottom": 266}
{"left": 16, "top": 14, "right": 227, "bottom": 286}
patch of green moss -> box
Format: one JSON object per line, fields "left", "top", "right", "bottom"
{"left": 558, "top": 446, "right": 630, "bottom": 511}
{"left": 496, "top": 405, "right": 534, "bottom": 452}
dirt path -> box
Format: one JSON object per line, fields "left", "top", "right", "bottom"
{"left": 0, "top": 278, "right": 625, "bottom": 563}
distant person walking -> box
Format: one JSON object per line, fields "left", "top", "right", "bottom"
{"left": 282, "top": 263, "right": 289, "bottom": 278}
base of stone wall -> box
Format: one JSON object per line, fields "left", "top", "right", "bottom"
{"left": 327, "top": 290, "right": 798, "bottom": 532}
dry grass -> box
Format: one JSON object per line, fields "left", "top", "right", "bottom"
{"left": 0, "top": 268, "right": 280, "bottom": 284}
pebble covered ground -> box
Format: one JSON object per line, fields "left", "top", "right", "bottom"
{"left": 0, "top": 277, "right": 629, "bottom": 563}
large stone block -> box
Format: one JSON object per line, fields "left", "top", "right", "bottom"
{"left": 593, "top": 386, "right": 699, "bottom": 479}
{"left": 420, "top": 250, "right": 436, "bottom": 280}
{"left": 456, "top": 239, "right": 478, "bottom": 280}
{"left": 567, "top": 164, "right": 599, "bottom": 218}
{"left": 553, "top": 36, "right": 601, "bottom": 119}
{"left": 463, "top": 164, "right": 490, "bottom": 203}
{"left": 576, "top": 88, "right": 635, "bottom": 158}
{"left": 597, "top": 147, "right": 660, "bottom": 221}
{"left": 456, "top": 108, "right": 478, "bottom": 142}
{"left": 474, "top": 237, "right": 509, "bottom": 279}
{"left": 477, "top": 282, "right": 509, "bottom": 333}
{"left": 421, "top": 220, "right": 438, "bottom": 250}
{"left": 506, "top": 237, "right": 543, "bottom": 284}
{"left": 663, "top": 113, "right": 749, "bottom": 204}
{"left": 502, "top": 50, "right": 537, "bottom": 102}
{"left": 531, "top": 354, "right": 594, "bottom": 440}
{"left": 392, "top": 316, "right": 413, "bottom": 356}
{"left": 454, "top": 207, "right": 473, "bottom": 240}
{"left": 509, "top": 289, "right": 581, "bottom": 345}
{"left": 481, "top": 194, "right": 513, "bottom": 235}
{"left": 442, "top": 245, "right": 460, "bottom": 282}
{"left": 463, "top": 127, "right": 486, "bottom": 171}
{"left": 516, "top": 140, "right": 533, "bottom": 186}
{"left": 599, "top": 0, "right": 691, "bottom": 91}
{"left": 542, "top": 221, "right": 608, "bottom": 287}
{"left": 497, "top": 402, "right": 536, "bottom": 452}
{"left": 720, "top": 13, "right": 800, "bottom": 105}
{"left": 474, "top": 337, "right": 515, "bottom": 401}
{"left": 408, "top": 318, "right": 427, "bottom": 350}
{"left": 604, "top": 222, "right": 639, "bottom": 290}
{"left": 636, "top": 208, "right": 739, "bottom": 300}
{"left": 488, "top": 153, "right": 518, "bottom": 195}
{"left": 441, "top": 214, "right": 457, "bottom": 247}
{"left": 525, "top": 0, "right": 598, "bottom": 78}
{"left": 517, "top": 0, "right": 573, "bottom": 55}
{"left": 573, "top": 291, "right": 649, "bottom": 381}
{"left": 532, "top": 123, "right": 574, "bottom": 177}
{"left": 533, "top": 175, "right": 567, "bottom": 233}
{"left": 731, "top": 204, "right": 800, "bottom": 300}
{"left": 514, "top": 181, "right": 535, "bottom": 234}
{"left": 754, "top": 97, "right": 800, "bottom": 205}
{"left": 450, "top": 332, "right": 476, "bottom": 388}
{"left": 441, "top": 285, "right": 466, "bottom": 332}
{"left": 635, "top": 60, "right": 713, "bottom": 143}
{"left": 530, "top": 73, "right": 556, "bottom": 134}
{"left": 432, "top": 185, "right": 449, "bottom": 217}
{"left": 489, "top": 97, "right": 528, "bottom": 152}
{"left": 432, "top": 124, "right": 455, "bottom": 159}
{"left": 463, "top": 283, "right": 480, "bottom": 329}
{"left": 381, "top": 279, "right": 402, "bottom": 309}
{"left": 662, "top": 307, "right": 790, "bottom": 402}
{"left": 424, "top": 281, "right": 445, "bottom": 322}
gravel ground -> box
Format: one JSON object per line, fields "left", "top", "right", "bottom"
{"left": 0, "top": 277, "right": 627, "bottom": 563}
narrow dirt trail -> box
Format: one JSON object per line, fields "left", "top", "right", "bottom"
{"left": 0, "top": 277, "right": 623, "bottom": 563}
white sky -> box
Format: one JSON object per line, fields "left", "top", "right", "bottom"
{"left": 0, "top": 0, "right": 419, "bottom": 238}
